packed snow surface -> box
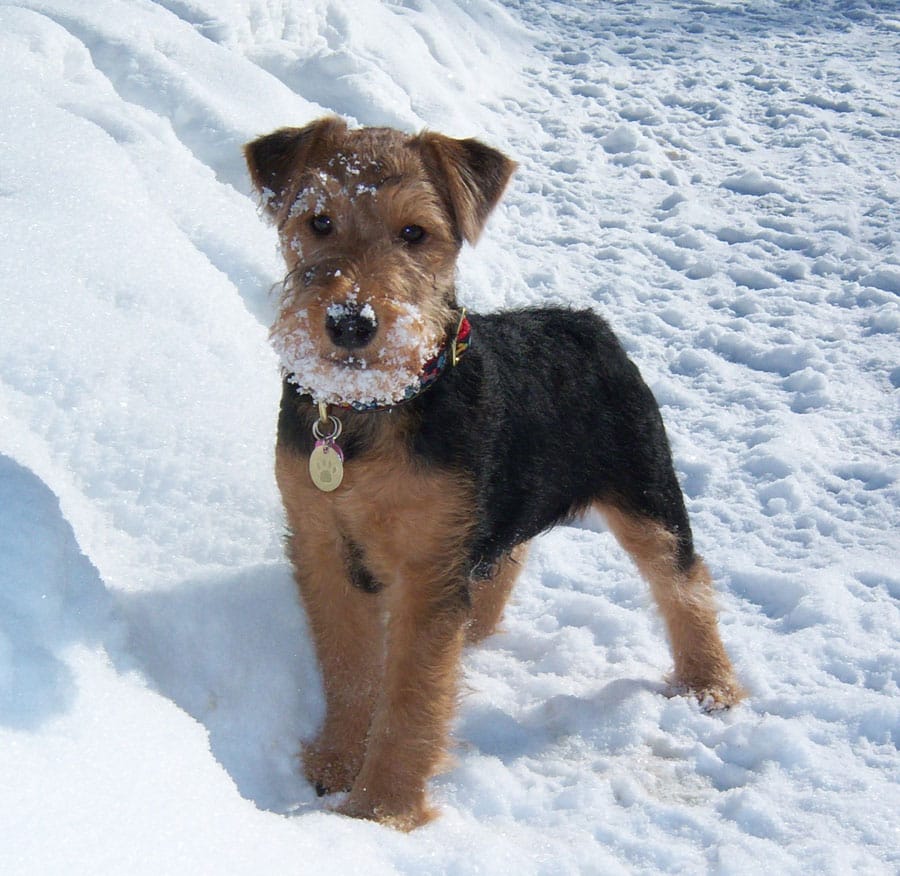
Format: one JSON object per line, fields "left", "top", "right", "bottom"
{"left": 1, "top": 1, "right": 898, "bottom": 873}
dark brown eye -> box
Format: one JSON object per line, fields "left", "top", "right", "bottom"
{"left": 400, "top": 224, "right": 426, "bottom": 245}
{"left": 310, "top": 214, "right": 333, "bottom": 235}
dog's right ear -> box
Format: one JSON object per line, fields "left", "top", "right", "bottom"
{"left": 243, "top": 117, "right": 347, "bottom": 220}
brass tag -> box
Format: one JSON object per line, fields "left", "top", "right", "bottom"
{"left": 309, "top": 440, "right": 344, "bottom": 492}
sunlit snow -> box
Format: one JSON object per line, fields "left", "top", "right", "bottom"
{"left": 1, "top": 1, "right": 897, "bottom": 873}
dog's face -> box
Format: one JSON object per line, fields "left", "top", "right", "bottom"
{"left": 244, "top": 117, "right": 515, "bottom": 406}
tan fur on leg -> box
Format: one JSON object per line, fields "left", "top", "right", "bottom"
{"left": 465, "top": 544, "right": 527, "bottom": 645}
{"left": 331, "top": 458, "right": 474, "bottom": 829}
{"left": 339, "top": 582, "right": 467, "bottom": 829}
{"left": 598, "top": 504, "right": 744, "bottom": 708}
{"left": 277, "top": 446, "right": 384, "bottom": 793}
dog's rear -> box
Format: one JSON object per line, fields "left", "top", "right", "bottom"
{"left": 244, "top": 117, "right": 742, "bottom": 830}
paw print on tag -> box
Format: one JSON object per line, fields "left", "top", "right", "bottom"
{"left": 309, "top": 440, "right": 344, "bottom": 492}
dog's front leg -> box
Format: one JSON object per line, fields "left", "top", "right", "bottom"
{"left": 287, "top": 521, "right": 386, "bottom": 796}
{"left": 337, "top": 572, "right": 468, "bottom": 831}
{"left": 277, "top": 448, "right": 386, "bottom": 795}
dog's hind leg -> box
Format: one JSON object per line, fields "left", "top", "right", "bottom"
{"left": 597, "top": 502, "right": 744, "bottom": 709}
{"left": 465, "top": 544, "right": 528, "bottom": 645}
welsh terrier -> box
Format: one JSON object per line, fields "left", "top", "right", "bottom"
{"left": 244, "top": 117, "right": 743, "bottom": 831}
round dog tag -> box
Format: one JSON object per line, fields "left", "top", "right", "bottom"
{"left": 309, "top": 439, "right": 344, "bottom": 492}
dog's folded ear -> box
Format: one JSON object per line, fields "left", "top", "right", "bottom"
{"left": 243, "top": 116, "right": 347, "bottom": 220}
{"left": 415, "top": 133, "right": 516, "bottom": 244}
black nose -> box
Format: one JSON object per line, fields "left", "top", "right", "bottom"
{"left": 325, "top": 304, "right": 377, "bottom": 349}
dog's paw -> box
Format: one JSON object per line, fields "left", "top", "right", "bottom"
{"left": 667, "top": 675, "right": 746, "bottom": 712}
{"left": 302, "top": 740, "right": 362, "bottom": 796}
{"left": 694, "top": 682, "right": 746, "bottom": 712}
{"left": 335, "top": 789, "right": 436, "bottom": 832}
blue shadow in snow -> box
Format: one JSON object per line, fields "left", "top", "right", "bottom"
{"left": 0, "top": 455, "right": 111, "bottom": 730}
{"left": 113, "top": 564, "right": 321, "bottom": 814}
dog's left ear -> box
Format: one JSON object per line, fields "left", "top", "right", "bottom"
{"left": 415, "top": 133, "right": 516, "bottom": 244}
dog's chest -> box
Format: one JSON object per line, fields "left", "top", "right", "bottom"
{"left": 302, "top": 450, "right": 475, "bottom": 584}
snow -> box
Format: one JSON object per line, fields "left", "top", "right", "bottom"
{"left": 1, "top": 0, "right": 898, "bottom": 872}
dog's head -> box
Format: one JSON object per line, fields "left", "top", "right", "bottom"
{"left": 244, "top": 117, "right": 515, "bottom": 407}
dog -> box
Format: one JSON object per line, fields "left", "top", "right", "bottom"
{"left": 243, "top": 117, "right": 743, "bottom": 830}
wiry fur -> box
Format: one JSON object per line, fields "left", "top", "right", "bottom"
{"left": 244, "top": 117, "right": 743, "bottom": 831}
